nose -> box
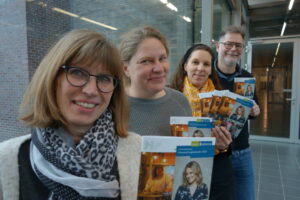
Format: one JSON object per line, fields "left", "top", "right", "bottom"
{"left": 230, "top": 44, "right": 238, "bottom": 51}
{"left": 152, "top": 60, "right": 164, "bottom": 72}
{"left": 197, "top": 63, "right": 205, "bottom": 71}
{"left": 82, "top": 76, "right": 98, "bottom": 96}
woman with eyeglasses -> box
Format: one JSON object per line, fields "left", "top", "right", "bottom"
{"left": 0, "top": 29, "right": 141, "bottom": 200}
{"left": 170, "top": 44, "right": 234, "bottom": 200}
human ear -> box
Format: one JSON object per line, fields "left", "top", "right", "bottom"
{"left": 215, "top": 42, "right": 220, "bottom": 53}
{"left": 184, "top": 63, "right": 188, "bottom": 72}
{"left": 123, "top": 64, "right": 130, "bottom": 78}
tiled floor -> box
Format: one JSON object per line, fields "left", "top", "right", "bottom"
{"left": 250, "top": 139, "right": 300, "bottom": 200}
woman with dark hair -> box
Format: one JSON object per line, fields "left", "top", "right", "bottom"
{"left": 175, "top": 161, "right": 208, "bottom": 200}
{"left": 170, "top": 44, "right": 234, "bottom": 200}
{"left": 170, "top": 44, "right": 221, "bottom": 117}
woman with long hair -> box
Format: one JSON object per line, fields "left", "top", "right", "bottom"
{"left": 170, "top": 44, "right": 234, "bottom": 200}
{"left": 175, "top": 161, "right": 208, "bottom": 200}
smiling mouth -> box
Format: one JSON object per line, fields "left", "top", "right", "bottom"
{"left": 194, "top": 74, "right": 206, "bottom": 78}
{"left": 226, "top": 53, "right": 239, "bottom": 57}
{"left": 74, "top": 101, "right": 97, "bottom": 109}
{"left": 149, "top": 76, "right": 165, "bottom": 82}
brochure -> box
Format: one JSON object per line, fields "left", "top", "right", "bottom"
{"left": 213, "top": 90, "right": 235, "bottom": 125}
{"left": 220, "top": 91, "right": 254, "bottom": 138}
{"left": 198, "top": 91, "right": 214, "bottom": 117}
{"left": 234, "top": 77, "right": 256, "bottom": 99}
{"left": 208, "top": 90, "right": 226, "bottom": 122}
{"left": 170, "top": 116, "right": 212, "bottom": 137}
{"left": 137, "top": 136, "right": 215, "bottom": 200}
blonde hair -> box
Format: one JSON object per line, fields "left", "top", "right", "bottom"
{"left": 119, "top": 26, "right": 169, "bottom": 64}
{"left": 235, "top": 105, "right": 245, "bottom": 117}
{"left": 182, "top": 161, "right": 203, "bottom": 187}
{"left": 119, "top": 26, "right": 169, "bottom": 85}
{"left": 19, "top": 29, "right": 128, "bottom": 137}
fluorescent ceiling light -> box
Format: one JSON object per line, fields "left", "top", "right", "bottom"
{"left": 280, "top": 22, "right": 286, "bottom": 36}
{"left": 166, "top": 3, "right": 178, "bottom": 12}
{"left": 272, "top": 43, "right": 280, "bottom": 68}
{"left": 160, "top": 0, "right": 168, "bottom": 4}
{"left": 182, "top": 16, "right": 191, "bottom": 22}
{"left": 50, "top": 6, "right": 117, "bottom": 30}
{"left": 52, "top": 7, "right": 79, "bottom": 18}
{"left": 288, "top": 0, "right": 295, "bottom": 10}
{"left": 80, "top": 17, "right": 118, "bottom": 30}
{"left": 275, "top": 43, "right": 280, "bottom": 56}
{"left": 271, "top": 57, "right": 276, "bottom": 67}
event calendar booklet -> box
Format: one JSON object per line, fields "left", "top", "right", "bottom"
{"left": 137, "top": 136, "right": 215, "bottom": 200}
{"left": 234, "top": 77, "right": 256, "bottom": 99}
{"left": 217, "top": 91, "right": 254, "bottom": 138}
{"left": 194, "top": 90, "right": 254, "bottom": 138}
{"left": 208, "top": 90, "right": 227, "bottom": 122}
{"left": 198, "top": 91, "right": 214, "bottom": 117}
{"left": 170, "top": 116, "right": 213, "bottom": 137}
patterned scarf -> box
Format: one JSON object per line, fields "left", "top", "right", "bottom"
{"left": 30, "top": 109, "right": 120, "bottom": 200}
{"left": 183, "top": 76, "right": 215, "bottom": 116}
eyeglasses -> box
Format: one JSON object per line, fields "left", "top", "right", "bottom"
{"left": 61, "top": 66, "right": 119, "bottom": 93}
{"left": 219, "top": 42, "right": 244, "bottom": 50}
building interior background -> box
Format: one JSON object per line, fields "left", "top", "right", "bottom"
{"left": 1, "top": 0, "right": 300, "bottom": 199}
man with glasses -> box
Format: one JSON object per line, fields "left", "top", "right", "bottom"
{"left": 214, "top": 26, "right": 260, "bottom": 200}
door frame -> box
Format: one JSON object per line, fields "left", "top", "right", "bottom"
{"left": 247, "top": 35, "right": 300, "bottom": 144}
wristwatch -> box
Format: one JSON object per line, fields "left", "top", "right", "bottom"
{"left": 215, "top": 147, "right": 228, "bottom": 155}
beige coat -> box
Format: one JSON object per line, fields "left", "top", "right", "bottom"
{"left": 0, "top": 132, "right": 141, "bottom": 200}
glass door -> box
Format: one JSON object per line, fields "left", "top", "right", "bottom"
{"left": 247, "top": 37, "right": 300, "bottom": 143}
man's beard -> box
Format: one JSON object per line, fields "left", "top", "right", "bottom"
{"left": 223, "top": 57, "right": 239, "bottom": 67}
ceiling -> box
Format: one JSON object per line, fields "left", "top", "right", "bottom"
{"left": 243, "top": 0, "right": 300, "bottom": 38}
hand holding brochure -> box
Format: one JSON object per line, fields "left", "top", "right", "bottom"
{"left": 196, "top": 89, "right": 254, "bottom": 138}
